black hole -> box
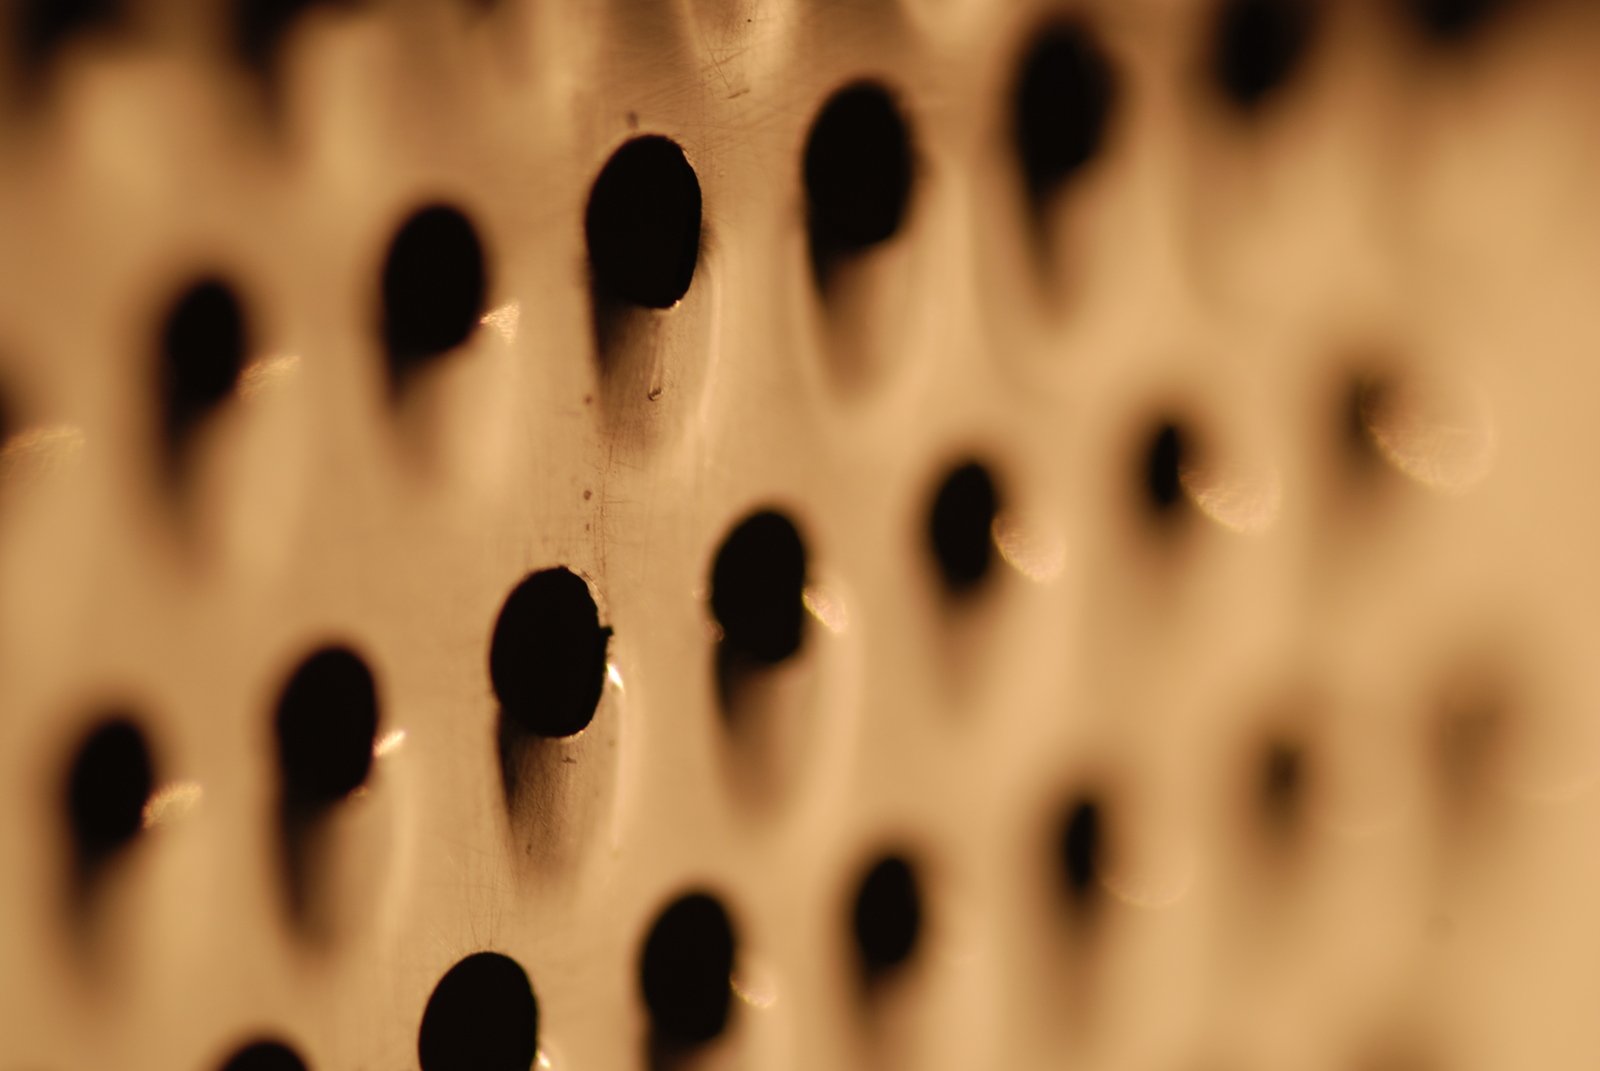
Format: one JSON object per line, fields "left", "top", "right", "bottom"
{"left": 585, "top": 136, "right": 703, "bottom": 310}
{"left": 1058, "top": 798, "right": 1103, "bottom": 905}
{"left": 1141, "top": 421, "right": 1189, "bottom": 516}
{"left": 710, "top": 510, "right": 807, "bottom": 666}
{"left": 1013, "top": 20, "right": 1116, "bottom": 204}
{"left": 418, "top": 951, "right": 539, "bottom": 1071}
{"left": 1259, "top": 739, "right": 1305, "bottom": 837}
{"left": 233, "top": 0, "right": 335, "bottom": 71}
{"left": 489, "top": 568, "right": 612, "bottom": 739}
{"left": 852, "top": 855, "right": 922, "bottom": 976}
{"left": 380, "top": 204, "right": 487, "bottom": 381}
{"left": 274, "top": 646, "right": 378, "bottom": 810}
{"left": 1402, "top": 0, "right": 1506, "bottom": 40}
{"left": 1211, "top": 0, "right": 1317, "bottom": 110}
{"left": 803, "top": 81, "right": 914, "bottom": 267}
{"left": 927, "top": 461, "right": 1000, "bottom": 595}
{"left": 65, "top": 718, "right": 153, "bottom": 861}
{"left": 640, "top": 892, "right": 736, "bottom": 1047}
{"left": 15, "top": 0, "right": 119, "bottom": 74}
{"left": 159, "top": 278, "right": 247, "bottom": 459}
{"left": 218, "top": 1041, "right": 308, "bottom": 1071}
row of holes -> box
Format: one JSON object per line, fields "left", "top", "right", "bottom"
{"left": 204, "top": 744, "right": 1339, "bottom": 1071}
{"left": 69, "top": 377, "right": 1411, "bottom": 873}
{"left": 63, "top": 441, "right": 989, "bottom": 874}
{"left": 10, "top": 0, "right": 1511, "bottom": 98}
{"left": 48, "top": 0, "right": 1503, "bottom": 486}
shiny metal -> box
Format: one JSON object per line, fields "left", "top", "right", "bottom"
{"left": 2, "top": 1, "right": 1600, "bottom": 1070}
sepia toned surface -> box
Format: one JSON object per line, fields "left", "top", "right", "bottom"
{"left": 2, "top": 0, "right": 1599, "bottom": 1069}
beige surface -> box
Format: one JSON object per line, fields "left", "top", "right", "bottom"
{"left": 4, "top": 0, "right": 1600, "bottom": 1068}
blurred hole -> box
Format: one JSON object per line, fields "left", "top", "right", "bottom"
{"left": 804, "top": 81, "right": 914, "bottom": 278}
{"left": 275, "top": 646, "right": 378, "bottom": 812}
{"left": 852, "top": 854, "right": 922, "bottom": 978}
{"left": 418, "top": 951, "right": 539, "bottom": 1071}
{"left": 927, "top": 460, "right": 1001, "bottom": 596}
{"left": 711, "top": 510, "right": 807, "bottom": 667}
{"left": 1210, "top": 0, "right": 1318, "bottom": 111}
{"left": 218, "top": 1040, "right": 308, "bottom": 1071}
{"left": 1012, "top": 19, "right": 1117, "bottom": 205}
{"left": 15, "top": 0, "right": 120, "bottom": 79}
{"left": 586, "top": 136, "right": 703, "bottom": 310}
{"left": 64, "top": 717, "right": 153, "bottom": 864}
{"left": 158, "top": 278, "right": 247, "bottom": 469}
{"left": 490, "top": 568, "right": 612, "bottom": 739}
{"left": 234, "top": 0, "right": 344, "bottom": 72}
{"left": 1259, "top": 738, "right": 1306, "bottom": 843}
{"left": 381, "top": 204, "right": 488, "bottom": 386}
{"left": 641, "top": 892, "right": 737, "bottom": 1048}
{"left": 1402, "top": 0, "right": 1507, "bottom": 40}
{"left": 1140, "top": 420, "right": 1194, "bottom": 520}
{"left": 1435, "top": 671, "right": 1507, "bottom": 815}
{"left": 1057, "top": 796, "right": 1105, "bottom": 909}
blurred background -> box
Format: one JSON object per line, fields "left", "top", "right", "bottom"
{"left": 2, "top": 0, "right": 1599, "bottom": 1069}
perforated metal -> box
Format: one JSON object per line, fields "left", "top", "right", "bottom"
{"left": 3, "top": 2, "right": 1599, "bottom": 1070}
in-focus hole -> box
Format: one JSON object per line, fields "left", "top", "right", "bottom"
{"left": 418, "top": 951, "right": 539, "bottom": 1071}
{"left": 158, "top": 278, "right": 247, "bottom": 465}
{"left": 275, "top": 646, "right": 378, "bottom": 812}
{"left": 711, "top": 510, "right": 807, "bottom": 666}
{"left": 1140, "top": 420, "right": 1191, "bottom": 518}
{"left": 640, "top": 892, "right": 736, "bottom": 1048}
{"left": 380, "top": 203, "right": 487, "bottom": 384}
{"left": 1058, "top": 797, "right": 1104, "bottom": 907}
{"left": 586, "top": 136, "right": 703, "bottom": 310}
{"left": 64, "top": 717, "right": 153, "bottom": 863}
{"left": 927, "top": 460, "right": 1001, "bottom": 596}
{"left": 1013, "top": 19, "right": 1117, "bottom": 204}
{"left": 852, "top": 854, "right": 923, "bottom": 977}
{"left": 1210, "top": 0, "right": 1318, "bottom": 110}
{"left": 218, "top": 1041, "right": 308, "bottom": 1071}
{"left": 1402, "top": 0, "right": 1506, "bottom": 40}
{"left": 803, "top": 81, "right": 914, "bottom": 275}
{"left": 490, "top": 567, "right": 612, "bottom": 739}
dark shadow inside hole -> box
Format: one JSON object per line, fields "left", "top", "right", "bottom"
{"left": 641, "top": 892, "right": 736, "bottom": 1056}
{"left": 418, "top": 951, "right": 539, "bottom": 1071}
{"left": 218, "top": 1040, "right": 308, "bottom": 1071}
{"left": 586, "top": 136, "right": 702, "bottom": 313}
{"left": 380, "top": 203, "right": 487, "bottom": 388}
{"left": 927, "top": 460, "right": 1000, "bottom": 596}
{"left": 1140, "top": 420, "right": 1190, "bottom": 519}
{"left": 1402, "top": 0, "right": 1507, "bottom": 41}
{"left": 803, "top": 81, "right": 914, "bottom": 288}
{"left": 274, "top": 645, "right": 378, "bottom": 928}
{"left": 490, "top": 568, "right": 611, "bottom": 819}
{"left": 852, "top": 855, "right": 922, "bottom": 979}
{"left": 158, "top": 277, "right": 247, "bottom": 475}
{"left": 1013, "top": 19, "right": 1116, "bottom": 208}
{"left": 1258, "top": 738, "right": 1305, "bottom": 842}
{"left": 1057, "top": 796, "right": 1104, "bottom": 910}
{"left": 490, "top": 567, "right": 611, "bottom": 741}
{"left": 64, "top": 717, "right": 153, "bottom": 876}
{"left": 14, "top": 0, "right": 120, "bottom": 82}
{"left": 1210, "top": 0, "right": 1318, "bottom": 111}
{"left": 711, "top": 509, "right": 806, "bottom": 668}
